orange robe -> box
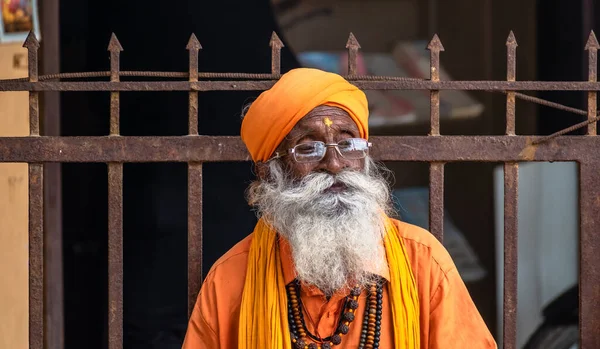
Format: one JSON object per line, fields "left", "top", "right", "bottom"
{"left": 182, "top": 219, "right": 497, "bottom": 349}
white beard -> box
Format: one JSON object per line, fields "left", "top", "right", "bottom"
{"left": 247, "top": 157, "right": 393, "bottom": 295}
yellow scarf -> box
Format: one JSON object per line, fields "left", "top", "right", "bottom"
{"left": 238, "top": 217, "right": 420, "bottom": 348}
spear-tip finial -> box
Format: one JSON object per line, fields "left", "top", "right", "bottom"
{"left": 23, "top": 31, "right": 40, "bottom": 49}
{"left": 506, "top": 31, "right": 518, "bottom": 47}
{"left": 108, "top": 33, "right": 123, "bottom": 52}
{"left": 186, "top": 33, "right": 202, "bottom": 50}
{"left": 427, "top": 34, "right": 444, "bottom": 52}
{"left": 585, "top": 30, "right": 600, "bottom": 50}
{"left": 346, "top": 32, "right": 361, "bottom": 49}
{"left": 270, "top": 31, "right": 284, "bottom": 48}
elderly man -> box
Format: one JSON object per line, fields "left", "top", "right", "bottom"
{"left": 182, "top": 68, "right": 496, "bottom": 349}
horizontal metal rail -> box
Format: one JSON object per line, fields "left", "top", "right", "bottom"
{"left": 0, "top": 135, "right": 598, "bottom": 163}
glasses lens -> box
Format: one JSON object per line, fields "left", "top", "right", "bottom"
{"left": 338, "top": 138, "right": 369, "bottom": 159}
{"left": 294, "top": 142, "right": 325, "bottom": 162}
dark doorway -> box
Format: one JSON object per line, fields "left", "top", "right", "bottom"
{"left": 59, "top": 1, "right": 299, "bottom": 348}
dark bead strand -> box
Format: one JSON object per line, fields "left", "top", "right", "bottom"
{"left": 364, "top": 284, "right": 376, "bottom": 348}
{"left": 295, "top": 339, "right": 306, "bottom": 349}
{"left": 293, "top": 289, "right": 306, "bottom": 340}
{"left": 293, "top": 282, "right": 319, "bottom": 343}
{"left": 319, "top": 297, "right": 349, "bottom": 344}
{"left": 288, "top": 294, "right": 298, "bottom": 336}
{"left": 287, "top": 283, "right": 308, "bottom": 347}
{"left": 365, "top": 284, "right": 380, "bottom": 349}
{"left": 373, "top": 283, "right": 384, "bottom": 349}
{"left": 338, "top": 323, "right": 350, "bottom": 335}
{"left": 343, "top": 312, "right": 355, "bottom": 322}
{"left": 286, "top": 280, "right": 366, "bottom": 348}
{"left": 328, "top": 286, "right": 360, "bottom": 346}
{"left": 361, "top": 280, "right": 385, "bottom": 349}
{"left": 287, "top": 292, "right": 296, "bottom": 340}
{"left": 358, "top": 284, "right": 373, "bottom": 349}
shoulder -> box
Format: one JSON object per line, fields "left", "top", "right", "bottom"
{"left": 204, "top": 233, "right": 254, "bottom": 283}
{"left": 195, "top": 233, "right": 254, "bottom": 326}
{"left": 390, "top": 220, "right": 497, "bottom": 347}
{"left": 197, "top": 233, "right": 254, "bottom": 308}
{"left": 186, "top": 234, "right": 254, "bottom": 348}
{"left": 390, "top": 218, "right": 456, "bottom": 277}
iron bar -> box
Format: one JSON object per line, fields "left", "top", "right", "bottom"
{"left": 108, "top": 34, "right": 123, "bottom": 136}
{"left": 24, "top": 31, "right": 44, "bottom": 349}
{"left": 533, "top": 115, "right": 600, "bottom": 144}
{"left": 427, "top": 34, "right": 444, "bottom": 242}
{"left": 506, "top": 32, "right": 517, "bottom": 135}
{"left": 3, "top": 71, "right": 599, "bottom": 118}
{"left": 187, "top": 34, "right": 201, "bottom": 135}
{"left": 511, "top": 92, "right": 590, "bottom": 116}
{"left": 107, "top": 163, "right": 123, "bottom": 349}
{"left": 346, "top": 33, "right": 360, "bottom": 76}
{"left": 186, "top": 33, "right": 204, "bottom": 317}
{"left": 503, "top": 163, "right": 518, "bottom": 349}
{"left": 0, "top": 71, "right": 418, "bottom": 82}
{"left": 579, "top": 161, "right": 600, "bottom": 348}
{"left": 270, "top": 32, "right": 283, "bottom": 76}
{"left": 24, "top": 33, "right": 40, "bottom": 136}
{"left": 428, "top": 162, "right": 444, "bottom": 242}
{"left": 586, "top": 31, "right": 599, "bottom": 136}
{"left": 29, "top": 163, "right": 44, "bottom": 349}
{"left": 2, "top": 135, "right": 600, "bottom": 163}
{"left": 1, "top": 71, "right": 284, "bottom": 81}
{"left": 188, "top": 163, "right": 203, "bottom": 317}
{"left": 5, "top": 80, "right": 600, "bottom": 92}
{"left": 107, "top": 33, "right": 124, "bottom": 349}
{"left": 427, "top": 34, "right": 444, "bottom": 136}
{"left": 503, "top": 33, "right": 519, "bottom": 348}
{"left": 24, "top": 32, "right": 39, "bottom": 82}
{"left": 29, "top": 93, "right": 40, "bottom": 136}
{"left": 188, "top": 92, "right": 199, "bottom": 135}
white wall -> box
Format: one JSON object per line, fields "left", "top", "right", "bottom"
{"left": 494, "top": 162, "right": 578, "bottom": 348}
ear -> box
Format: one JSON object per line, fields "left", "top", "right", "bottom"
{"left": 255, "top": 161, "right": 270, "bottom": 181}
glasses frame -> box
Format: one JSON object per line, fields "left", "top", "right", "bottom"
{"left": 269, "top": 138, "right": 373, "bottom": 163}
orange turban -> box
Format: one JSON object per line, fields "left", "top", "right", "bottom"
{"left": 240, "top": 68, "right": 369, "bottom": 163}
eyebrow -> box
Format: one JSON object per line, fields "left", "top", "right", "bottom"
{"left": 335, "top": 125, "right": 358, "bottom": 135}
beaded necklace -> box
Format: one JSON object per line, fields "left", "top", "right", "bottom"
{"left": 286, "top": 279, "right": 384, "bottom": 349}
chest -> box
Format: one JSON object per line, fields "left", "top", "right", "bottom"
{"left": 286, "top": 284, "right": 394, "bottom": 349}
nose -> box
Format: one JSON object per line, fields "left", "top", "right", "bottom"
{"left": 316, "top": 146, "right": 346, "bottom": 175}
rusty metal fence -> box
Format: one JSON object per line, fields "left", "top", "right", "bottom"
{"left": 0, "top": 30, "right": 599, "bottom": 349}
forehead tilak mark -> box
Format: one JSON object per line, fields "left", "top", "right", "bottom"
{"left": 323, "top": 117, "right": 333, "bottom": 128}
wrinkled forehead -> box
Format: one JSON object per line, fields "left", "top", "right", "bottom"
{"left": 290, "top": 105, "right": 359, "bottom": 134}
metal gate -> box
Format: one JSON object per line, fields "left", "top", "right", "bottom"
{"left": 0, "top": 30, "right": 598, "bottom": 349}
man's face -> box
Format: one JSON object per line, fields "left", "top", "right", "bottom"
{"left": 248, "top": 105, "right": 391, "bottom": 294}
{"left": 274, "top": 105, "right": 366, "bottom": 179}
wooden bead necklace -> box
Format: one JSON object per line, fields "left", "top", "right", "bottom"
{"left": 286, "top": 278, "right": 383, "bottom": 349}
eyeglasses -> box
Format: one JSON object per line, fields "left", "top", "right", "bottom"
{"left": 270, "top": 138, "right": 372, "bottom": 163}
